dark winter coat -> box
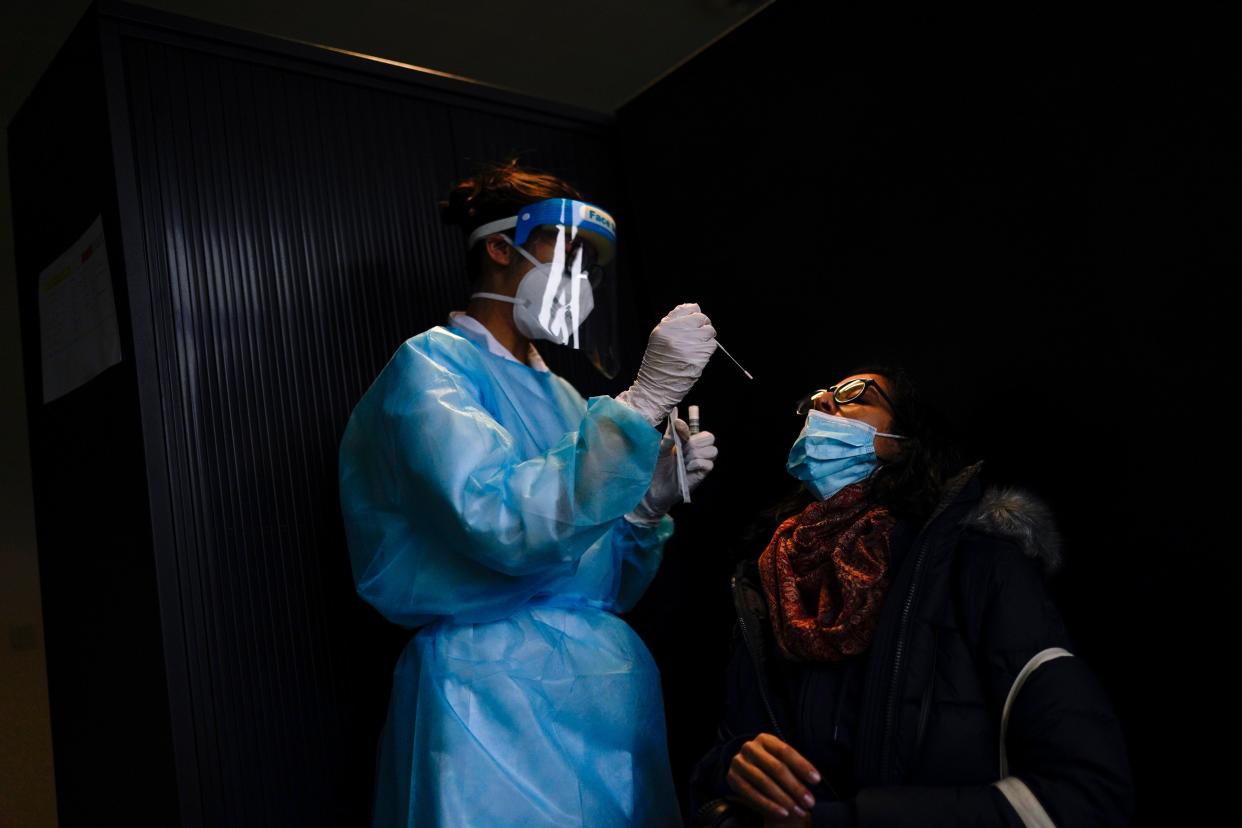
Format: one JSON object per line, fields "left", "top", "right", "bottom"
{"left": 689, "top": 463, "right": 1134, "bottom": 827}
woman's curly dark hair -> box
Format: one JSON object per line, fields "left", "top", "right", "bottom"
{"left": 856, "top": 362, "right": 966, "bottom": 523}
{"left": 440, "top": 159, "right": 581, "bottom": 283}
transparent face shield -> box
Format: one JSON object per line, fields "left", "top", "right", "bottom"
{"left": 469, "top": 199, "right": 620, "bottom": 378}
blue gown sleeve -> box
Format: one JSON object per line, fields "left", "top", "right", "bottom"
{"left": 612, "top": 514, "right": 675, "bottom": 612}
{"left": 339, "top": 334, "right": 663, "bottom": 627}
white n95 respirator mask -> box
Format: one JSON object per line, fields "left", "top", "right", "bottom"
{"left": 473, "top": 231, "right": 596, "bottom": 346}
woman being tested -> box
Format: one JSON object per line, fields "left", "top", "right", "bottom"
{"left": 339, "top": 162, "right": 717, "bottom": 826}
{"left": 690, "top": 367, "right": 1133, "bottom": 827}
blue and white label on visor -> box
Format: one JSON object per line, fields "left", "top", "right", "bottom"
{"left": 578, "top": 203, "right": 616, "bottom": 238}
{"left": 514, "top": 198, "right": 617, "bottom": 264}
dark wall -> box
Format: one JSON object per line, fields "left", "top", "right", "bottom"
{"left": 618, "top": 5, "right": 1236, "bottom": 824}
{"left": 7, "top": 12, "right": 180, "bottom": 825}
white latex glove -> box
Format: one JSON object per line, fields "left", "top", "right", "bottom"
{"left": 615, "top": 303, "right": 718, "bottom": 427}
{"left": 626, "top": 418, "right": 719, "bottom": 526}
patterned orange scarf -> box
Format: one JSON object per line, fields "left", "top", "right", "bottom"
{"left": 759, "top": 480, "right": 896, "bottom": 662}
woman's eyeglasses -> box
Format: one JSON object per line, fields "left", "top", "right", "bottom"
{"left": 794, "top": 378, "right": 896, "bottom": 416}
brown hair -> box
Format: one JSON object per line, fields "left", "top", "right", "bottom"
{"left": 441, "top": 159, "right": 582, "bottom": 282}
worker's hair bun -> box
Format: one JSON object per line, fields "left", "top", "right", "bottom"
{"left": 439, "top": 180, "right": 480, "bottom": 229}
{"left": 439, "top": 159, "right": 582, "bottom": 234}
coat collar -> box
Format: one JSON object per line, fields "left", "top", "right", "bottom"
{"left": 916, "top": 462, "right": 1063, "bottom": 575}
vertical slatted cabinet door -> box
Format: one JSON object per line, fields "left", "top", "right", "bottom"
{"left": 121, "top": 33, "right": 463, "bottom": 826}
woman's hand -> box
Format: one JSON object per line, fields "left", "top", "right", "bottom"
{"left": 727, "top": 733, "right": 821, "bottom": 821}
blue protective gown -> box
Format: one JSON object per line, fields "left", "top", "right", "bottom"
{"left": 339, "top": 315, "right": 682, "bottom": 827}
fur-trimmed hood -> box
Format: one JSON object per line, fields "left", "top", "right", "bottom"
{"left": 963, "top": 486, "right": 1064, "bottom": 575}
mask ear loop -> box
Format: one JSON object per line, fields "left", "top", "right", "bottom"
{"left": 500, "top": 233, "right": 544, "bottom": 268}
{"left": 470, "top": 233, "right": 543, "bottom": 305}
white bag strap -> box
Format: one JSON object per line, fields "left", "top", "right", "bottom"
{"left": 992, "top": 646, "right": 1073, "bottom": 827}
{"left": 995, "top": 777, "right": 1057, "bottom": 828}
{"left": 999, "top": 647, "right": 1073, "bottom": 776}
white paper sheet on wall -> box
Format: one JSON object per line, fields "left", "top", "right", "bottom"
{"left": 37, "top": 215, "right": 124, "bottom": 403}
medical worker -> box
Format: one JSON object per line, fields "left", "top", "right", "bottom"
{"left": 339, "top": 161, "right": 717, "bottom": 826}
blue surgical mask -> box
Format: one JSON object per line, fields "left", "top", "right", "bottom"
{"left": 786, "top": 410, "right": 907, "bottom": 501}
